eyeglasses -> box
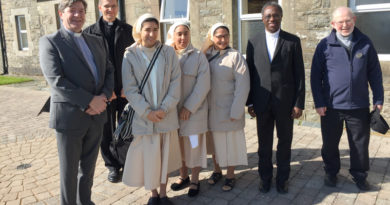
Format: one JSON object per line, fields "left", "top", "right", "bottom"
{"left": 335, "top": 19, "right": 353, "bottom": 26}
{"left": 214, "top": 34, "right": 230, "bottom": 39}
{"left": 263, "top": 14, "right": 282, "bottom": 20}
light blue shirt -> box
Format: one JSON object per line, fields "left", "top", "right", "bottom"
{"left": 65, "top": 28, "right": 99, "bottom": 84}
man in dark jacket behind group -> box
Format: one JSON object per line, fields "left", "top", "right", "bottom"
{"left": 84, "top": 0, "right": 134, "bottom": 183}
{"left": 311, "top": 6, "right": 384, "bottom": 191}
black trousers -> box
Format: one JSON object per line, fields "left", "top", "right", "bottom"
{"left": 321, "top": 108, "right": 370, "bottom": 181}
{"left": 101, "top": 97, "right": 127, "bottom": 171}
{"left": 256, "top": 103, "right": 294, "bottom": 183}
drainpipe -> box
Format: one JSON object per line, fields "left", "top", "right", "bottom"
{"left": 0, "top": 0, "right": 8, "bottom": 74}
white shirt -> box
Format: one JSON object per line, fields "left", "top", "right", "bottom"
{"left": 265, "top": 29, "right": 280, "bottom": 62}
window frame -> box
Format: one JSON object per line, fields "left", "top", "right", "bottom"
{"left": 237, "top": 0, "right": 281, "bottom": 53}
{"left": 159, "top": 0, "right": 190, "bottom": 23}
{"left": 350, "top": 1, "right": 390, "bottom": 61}
{"left": 15, "top": 15, "right": 28, "bottom": 51}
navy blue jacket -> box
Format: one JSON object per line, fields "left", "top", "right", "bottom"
{"left": 310, "top": 28, "right": 384, "bottom": 110}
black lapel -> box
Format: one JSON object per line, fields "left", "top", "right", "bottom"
{"left": 259, "top": 30, "right": 271, "bottom": 65}
{"left": 273, "top": 30, "right": 285, "bottom": 61}
{"left": 254, "top": 31, "right": 272, "bottom": 89}
{"left": 114, "top": 23, "right": 123, "bottom": 46}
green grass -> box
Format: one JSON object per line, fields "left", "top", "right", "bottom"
{"left": 0, "top": 75, "right": 33, "bottom": 85}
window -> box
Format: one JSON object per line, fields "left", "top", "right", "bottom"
{"left": 160, "top": 0, "right": 189, "bottom": 22}
{"left": 350, "top": 0, "right": 390, "bottom": 61}
{"left": 159, "top": 0, "right": 189, "bottom": 43}
{"left": 15, "top": 15, "right": 28, "bottom": 50}
{"left": 238, "top": 0, "right": 276, "bottom": 54}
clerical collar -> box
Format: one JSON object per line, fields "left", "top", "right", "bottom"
{"left": 64, "top": 27, "right": 82, "bottom": 37}
{"left": 265, "top": 29, "right": 280, "bottom": 38}
{"left": 102, "top": 19, "right": 116, "bottom": 27}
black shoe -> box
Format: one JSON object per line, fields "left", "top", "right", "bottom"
{"left": 159, "top": 196, "right": 174, "bottom": 205}
{"left": 222, "top": 178, "right": 235, "bottom": 192}
{"left": 353, "top": 178, "right": 370, "bottom": 191}
{"left": 188, "top": 182, "right": 200, "bottom": 197}
{"left": 276, "top": 181, "right": 288, "bottom": 194}
{"left": 259, "top": 179, "right": 271, "bottom": 193}
{"left": 147, "top": 196, "right": 159, "bottom": 205}
{"left": 324, "top": 174, "right": 337, "bottom": 187}
{"left": 207, "top": 172, "right": 222, "bottom": 185}
{"left": 170, "top": 176, "right": 190, "bottom": 191}
{"left": 107, "top": 169, "right": 120, "bottom": 183}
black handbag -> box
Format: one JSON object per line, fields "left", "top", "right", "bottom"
{"left": 109, "top": 44, "right": 163, "bottom": 165}
{"left": 370, "top": 108, "right": 389, "bottom": 134}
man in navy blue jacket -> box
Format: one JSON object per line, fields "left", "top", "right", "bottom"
{"left": 311, "top": 6, "right": 384, "bottom": 191}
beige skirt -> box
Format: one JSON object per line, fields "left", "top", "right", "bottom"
{"left": 212, "top": 129, "right": 248, "bottom": 167}
{"left": 122, "top": 130, "right": 181, "bottom": 190}
{"left": 179, "top": 133, "right": 207, "bottom": 168}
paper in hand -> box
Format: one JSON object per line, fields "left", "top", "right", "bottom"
{"left": 189, "top": 134, "right": 198, "bottom": 148}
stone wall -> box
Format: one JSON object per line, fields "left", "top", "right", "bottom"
{"left": 189, "top": 0, "right": 234, "bottom": 49}
{"left": 124, "top": 0, "right": 160, "bottom": 26}
{"left": 122, "top": 0, "right": 234, "bottom": 49}
{"left": 1, "top": 0, "right": 97, "bottom": 75}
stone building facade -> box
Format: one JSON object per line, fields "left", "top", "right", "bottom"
{"left": 0, "top": 0, "right": 98, "bottom": 75}
{"left": 0, "top": 0, "right": 389, "bottom": 122}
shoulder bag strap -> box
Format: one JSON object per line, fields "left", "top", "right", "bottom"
{"left": 118, "top": 44, "right": 163, "bottom": 141}
{"left": 138, "top": 44, "right": 163, "bottom": 93}
{"left": 207, "top": 51, "right": 220, "bottom": 62}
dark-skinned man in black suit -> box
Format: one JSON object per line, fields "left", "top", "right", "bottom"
{"left": 246, "top": 1, "right": 305, "bottom": 194}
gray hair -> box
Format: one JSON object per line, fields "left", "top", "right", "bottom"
{"left": 332, "top": 6, "right": 355, "bottom": 21}
{"left": 261, "top": 1, "right": 283, "bottom": 16}
{"left": 58, "top": 0, "right": 87, "bottom": 12}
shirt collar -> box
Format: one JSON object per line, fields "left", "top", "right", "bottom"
{"left": 64, "top": 27, "right": 82, "bottom": 37}
{"left": 102, "top": 18, "right": 117, "bottom": 27}
{"left": 265, "top": 29, "right": 280, "bottom": 38}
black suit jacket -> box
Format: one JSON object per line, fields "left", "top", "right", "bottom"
{"left": 246, "top": 29, "right": 305, "bottom": 114}
{"left": 84, "top": 17, "right": 135, "bottom": 96}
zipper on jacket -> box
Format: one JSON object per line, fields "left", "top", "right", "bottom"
{"left": 343, "top": 45, "right": 353, "bottom": 108}
{"left": 347, "top": 45, "right": 354, "bottom": 108}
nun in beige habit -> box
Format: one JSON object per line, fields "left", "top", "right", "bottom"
{"left": 201, "top": 23, "right": 250, "bottom": 192}
{"left": 165, "top": 22, "right": 210, "bottom": 197}
{"left": 121, "top": 13, "right": 181, "bottom": 205}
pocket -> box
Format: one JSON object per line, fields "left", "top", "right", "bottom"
{"left": 182, "top": 70, "right": 197, "bottom": 81}
{"left": 182, "top": 66, "right": 197, "bottom": 77}
{"left": 54, "top": 102, "right": 86, "bottom": 130}
{"left": 216, "top": 94, "right": 234, "bottom": 108}
{"left": 214, "top": 65, "right": 234, "bottom": 81}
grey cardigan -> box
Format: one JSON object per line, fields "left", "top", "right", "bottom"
{"left": 206, "top": 47, "right": 250, "bottom": 132}
{"left": 122, "top": 42, "right": 181, "bottom": 135}
{"left": 177, "top": 45, "right": 210, "bottom": 136}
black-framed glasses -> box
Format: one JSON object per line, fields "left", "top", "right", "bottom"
{"left": 263, "top": 14, "right": 281, "bottom": 20}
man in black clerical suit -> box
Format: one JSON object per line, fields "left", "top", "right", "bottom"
{"left": 84, "top": 0, "right": 134, "bottom": 183}
{"left": 246, "top": 2, "right": 305, "bottom": 194}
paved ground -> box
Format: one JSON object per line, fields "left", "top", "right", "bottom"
{"left": 1, "top": 79, "right": 390, "bottom": 205}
